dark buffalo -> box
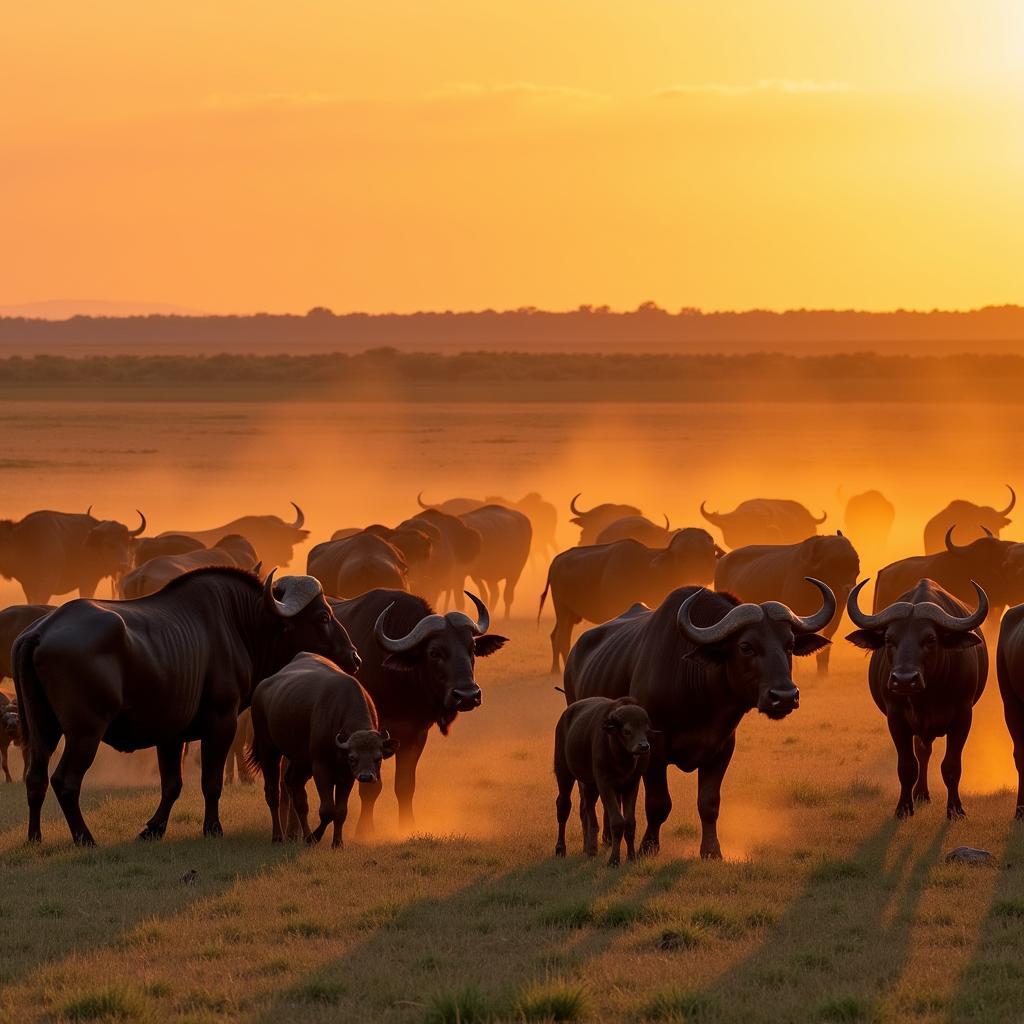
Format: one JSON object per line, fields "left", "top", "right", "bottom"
{"left": 699, "top": 498, "right": 826, "bottom": 549}
{"left": 923, "top": 486, "right": 1015, "bottom": 554}
{"left": 539, "top": 530, "right": 720, "bottom": 674}
{"left": 715, "top": 533, "right": 858, "bottom": 675}
{"left": 841, "top": 489, "right": 895, "bottom": 557}
{"left": 0, "top": 604, "right": 54, "bottom": 682}
{"left": 460, "top": 505, "right": 532, "bottom": 618}
{"left": 875, "top": 527, "right": 1024, "bottom": 634}
{"left": 595, "top": 515, "right": 676, "bottom": 548}
{"left": 846, "top": 578, "right": 988, "bottom": 819}
{"left": 396, "top": 509, "right": 481, "bottom": 611}
{"left": 331, "top": 524, "right": 433, "bottom": 569}
{"left": 416, "top": 492, "right": 484, "bottom": 516}
{"left": 329, "top": 589, "right": 506, "bottom": 833}
{"left": 564, "top": 579, "right": 835, "bottom": 857}
{"left": 13, "top": 567, "right": 360, "bottom": 845}
{"left": 308, "top": 532, "right": 410, "bottom": 597}
{"left": 569, "top": 493, "right": 644, "bottom": 546}
{"left": 157, "top": 502, "right": 309, "bottom": 567}
{"left": 0, "top": 510, "right": 146, "bottom": 603}
{"left": 119, "top": 535, "right": 259, "bottom": 599}
{"left": 133, "top": 534, "right": 205, "bottom": 566}
{"left": 419, "top": 492, "right": 559, "bottom": 561}
{"left": 995, "top": 604, "right": 1024, "bottom": 819}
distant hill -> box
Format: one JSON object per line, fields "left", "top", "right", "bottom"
{"left": 0, "top": 299, "right": 207, "bottom": 319}
{"left": 0, "top": 304, "right": 1023, "bottom": 355}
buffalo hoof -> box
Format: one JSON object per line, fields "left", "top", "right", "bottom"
{"left": 607, "top": 857, "right": 621, "bottom": 868}
{"left": 272, "top": 835, "right": 284, "bottom": 844}
{"left": 638, "top": 838, "right": 660, "bottom": 858}
{"left": 554, "top": 845, "right": 566, "bottom": 858}
{"left": 914, "top": 792, "right": 931, "bottom": 805}
{"left": 73, "top": 832, "right": 96, "bottom": 848}
{"left": 27, "top": 832, "right": 42, "bottom": 845}
{"left": 947, "top": 805, "right": 967, "bottom": 821}
{"left": 700, "top": 847, "right": 723, "bottom": 861}
{"left": 331, "top": 839, "right": 344, "bottom": 850}
{"left": 138, "top": 825, "right": 166, "bottom": 842}
{"left": 304, "top": 833, "right": 319, "bottom": 846}
{"left": 895, "top": 803, "right": 914, "bottom": 819}
{"left": 203, "top": 822, "right": 224, "bottom": 838}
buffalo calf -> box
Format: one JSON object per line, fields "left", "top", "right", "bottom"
{"left": 554, "top": 696, "right": 652, "bottom": 866}
{"left": 1, "top": 693, "right": 24, "bottom": 782}
{"left": 250, "top": 652, "right": 397, "bottom": 846}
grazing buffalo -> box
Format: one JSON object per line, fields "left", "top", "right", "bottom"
{"left": 846, "top": 579, "right": 988, "bottom": 819}
{"left": 875, "top": 527, "right": 1024, "bottom": 633}
{"left": 396, "top": 509, "right": 481, "bottom": 611}
{"left": 569, "top": 494, "right": 644, "bottom": 546}
{"left": 842, "top": 490, "right": 895, "bottom": 557}
{"left": 308, "top": 532, "right": 410, "bottom": 598}
{"left": 0, "top": 510, "right": 146, "bottom": 603}
{"left": 995, "top": 606, "right": 1024, "bottom": 819}
{"left": 119, "top": 535, "right": 259, "bottom": 599}
{"left": 460, "top": 505, "right": 532, "bottom": 618}
{"left": 157, "top": 502, "right": 309, "bottom": 568}
{"left": 540, "top": 530, "right": 720, "bottom": 674}
{"left": 0, "top": 604, "right": 54, "bottom": 682}
{"left": 595, "top": 515, "right": 675, "bottom": 548}
{"left": 699, "top": 498, "right": 826, "bottom": 549}
{"left": 1, "top": 692, "right": 25, "bottom": 782}
{"left": 923, "top": 486, "right": 1015, "bottom": 554}
{"left": 715, "top": 534, "right": 858, "bottom": 675}
{"left": 554, "top": 696, "right": 652, "bottom": 865}
{"left": 329, "top": 589, "right": 506, "bottom": 833}
{"left": 13, "top": 567, "right": 360, "bottom": 845}
{"left": 250, "top": 652, "right": 397, "bottom": 846}
{"left": 564, "top": 579, "right": 835, "bottom": 857}
{"left": 133, "top": 534, "right": 205, "bottom": 566}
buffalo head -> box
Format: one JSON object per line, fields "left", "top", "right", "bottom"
{"left": 336, "top": 728, "right": 398, "bottom": 784}
{"left": 602, "top": 697, "right": 653, "bottom": 757}
{"left": 85, "top": 511, "right": 146, "bottom": 579}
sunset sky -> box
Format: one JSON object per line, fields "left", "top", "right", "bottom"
{"left": 4, "top": 1, "right": 1024, "bottom": 315}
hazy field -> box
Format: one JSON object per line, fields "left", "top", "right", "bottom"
{"left": 3, "top": 398, "right": 1024, "bottom": 1022}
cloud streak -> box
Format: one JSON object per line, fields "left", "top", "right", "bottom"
{"left": 655, "top": 79, "right": 855, "bottom": 98}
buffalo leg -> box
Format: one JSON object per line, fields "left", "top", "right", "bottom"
{"left": 1, "top": 739, "right": 10, "bottom": 783}
{"left": 332, "top": 776, "right": 355, "bottom": 848}
{"left": 913, "top": 736, "right": 933, "bottom": 804}
{"left": 941, "top": 712, "right": 972, "bottom": 820}
{"left": 262, "top": 754, "right": 284, "bottom": 842}
{"left": 504, "top": 569, "right": 522, "bottom": 620}
{"left": 816, "top": 646, "right": 831, "bottom": 677}
{"left": 395, "top": 730, "right": 428, "bottom": 830}
{"left": 622, "top": 777, "right": 641, "bottom": 862}
{"left": 51, "top": 729, "right": 104, "bottom": 846}
{"left": 549, "top": 608, "right": 580, "bottom": 675}
{"left": 887, "top": 716, "right": 918, "bottom": 819}
{"left": 554, "top": 764, "right": 573, "bottom": 857}
{"left": 1001, "top": 680, "right": 1024, "bottom": 818}
{"left": 579, "top": 782, "right": 599, "bottom": 857}
{"left": 310, "top": 765, "right": 335, "bottom": 845}
{"left": 25, "top": 735, "right": 58, "bottom": 843}
{"left": 355, "top": 776, "right": 382, "bottom": 839}
{"left": 139, "top": 741, "right": 185, "bottom": 840}
{"left": 599, "top": 782, "right": 626, "bottom": 867}
{"left": 284, "top": 762, "right": 313, "bottom": 841}
{"left": 697, "top": 736, "right": 735, "bottom": 860}
{"left": 639, "top": 758, "right": 672, "bottom": 856}
{"left": 199, "top": 715, "right": 236, "bottom": 837}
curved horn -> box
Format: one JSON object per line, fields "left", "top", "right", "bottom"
{"left": 373, "top": 602, "right": 447, "bottom": 653}
{"left": 289, "top": 502, "right": 305, "bottom": 529}
{"left": 982, "top": 526, "right": 995, "bottom": 538}
{"left": 699, "top": 500, "right": 721, "bottom": 525}
{"left": 86, "top": 505, "right": 93, "bottom": 517}
{"left": 765, "top": 577, "right": 836, "bottom": 634}
{"left": 569, "top": 492, "right": 589, "bottom": 516}
{"left": 945, "top": 525, "right": 969, "bottom": 553}
{"left": 914, "top": 580, "right": 989, "bottom": 632}
{"left": 846, "top": 578, "right": 915, "bottom": 630}
{"left": 662, "top": 513, "right": 671, "bottom": 531}
{"left": 812, "top": 509, "right": 828, "bottom": 525}
{"left": 129, "top": 510, "right": 147, "bottom": 538}
{"left": 459, "top": 590, "right": 490, "bottom": 635}
{"left": 416, "top": 491, "right": 432, "bottom": 510}
{"left": 676, "top": 589, "right": 765, "bottom": 645}
{"left": 265, "top": 573, "right": 322, "bottom": 617}
{"left": 1000, "top": 484, "right": 1017, "bottom": 517}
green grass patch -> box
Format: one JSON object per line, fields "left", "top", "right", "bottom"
{"left": 811, "top": 858, "right": 867, "bottom": 883}
{"left": 61, "top": 987, "right": 145, "bottom": 1021}
{"left": 640, "top": 989, "right": 712, "bottom": 1020}
{"left": 658, "top": 927, "right": 701, "bottom": 951}
{"left": 292, "top": 978, "right": 348, "bottom": 1004}
{"left": 816, "top": 995, "right": 872, "bottom": 1022}
{"left": 994, "top": 899, "right": 1024, "bottom": 920}
{"left": 538, "top": 900, "right": 594, "bottom": 929}
{"left": 425, "top": 984, "right": 496, "bottom": 1024}
{"left": 516, "top": 981, "right": 589, "bottom": 1021}
{"left": 598, "top": 901, "right": 663, "bottom": 927}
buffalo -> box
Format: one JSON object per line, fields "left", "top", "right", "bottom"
{"left": 1, "top": 691, "right": 24, "bottom": 782}
{"left": 564, "top": 579, "right": 835, "bottom": 857}
{"left": 157, "top": 502, "right": 309, "bottom": 568}
{"left": 0, "top": 604, "right": 54, "bottom": 683}
{"left": 0, "top": 509, "right": 146, "bottom": 603}
{"left": 540, "top": 529, "right": 720, "bottom": 674}
{"left": 119, "top": 535, "right": 259, "bottom": 599}
{"left": 595, "top": 515, "right": 676, "bottom": 548}
{"left": 996, "top": 605, "right": 1024, "bottom": 819}
{"left": 133, "top": 534, "right": 205, "bottom": 566}
{"left": 419, "top": 492, "right": 558, "bottom": 561}
{"left": 460, "top": 504, "right": 532, "bottom": 618}
{"left": 396, "top": 509, "right": 481, "bottom": 611}
{"left": 699, "top": 498, "right": 826, "bottom": 549}
{"left": 14, "top": 567, "right": 360, "bottom": 845}
{"left": 329, "top": 589, "right": 506, "bottom": 833}
{"left": 715, "top": 533, "right": 858, "bottom": 675}
{"left": 331, "top": 524, "right": 433, "bottom": 569}
{"left": 846, "top": 578, "right": 988, "bottom": 819}
{"left": 841, "top": 489, "right": 895, "bottom": 559}
{"left": 308, "top": 532, "right": 411, "bottom": 598}
{"left": 923, "top": 486, "right": 1015, "bottom": 554}
{"left": 569, "top": 494, "right": 644, "bottom": 546}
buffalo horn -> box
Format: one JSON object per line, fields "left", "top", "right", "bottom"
{"left": 289, "top": 502, "right": 305, "bottom": 529}
{"left": 676, "top": 589, "right": 766, "bottom": 645}
{"left": 129, "top": 510, "right": 147, "bottom": 537}
{"left": 764, "top": 577, "right": 836, "bottom": 634}
{"left": 1000, "top": 484, "right": 1017, "bottom": 517}
{"left": 266, "top": 572, "right": 323, "bottom": 617}
{"left": 374, "top": 603, "right": 447, "bottom": 652}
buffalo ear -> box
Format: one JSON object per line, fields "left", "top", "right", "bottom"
{"left": 793, "top": 634, "right": 830, "bottom": 657}
{"left": 382, "top": 738, "right": 400, "bottom": 758}
{"left": 845, "top": 629, "right": 884, "bottom": 651}
{"left": 382, "top": 652, "right": 419, "bottom": 672}
{"left": 474, "top": 634, "right": 508, "bottom": 657}
{"left": 939, "top": 630, "right": 984, "bottom": 650}
{"left": 685, "top": 644, "right": 728, "bottom": 666}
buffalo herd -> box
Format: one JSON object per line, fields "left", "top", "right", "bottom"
{"left": 6, "top": 487, "right": 1024, "bottom": 865}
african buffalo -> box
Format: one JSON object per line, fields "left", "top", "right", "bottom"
{"left": 564, "top": 579, "right": 835, "bottom": 857}
{"left": 250, "top": 652, "right": 397, "bottom": 846}
{"left": 416, "top": 492, "right": 484, "bottom": 516}
{"left": 157, "top": 502, "right": 309, "bottom": 568}
{"left": 0, "top": 510, "right": 146, "bottom": 603}
{"left": 119, "top": 535, "right": 259, "bottom": 599}
{"left": 460, "top": 505, "right": 532, "bottom": 618}
{"left": 923, "top": 486, "right": 1015, "bottom": 554}
{"left": 329, "top": 589, "right": 506, "bottom": 833}
{"left": 595, "top": 515, "right": 676, "bottom": 548}
{"left": 1, "top": 692, "right": 24, "bottom": 782}
{"left": 847, "top": 578, "right": 988, "bottom": 819}
{"left": 308, "top": 532, "right": 410, "bottom": 597}
{"left": 569, "top": 494, "right": 644, "bottom": 546}
{"left": 715, "top": 533, "right": 858, "bottom": 675}
{"left": 331, "top": 524, "right": 433, "bottom": 569}
{"left": 419, "top": 492, "right": 559, "bottom": 561}
{"left": 540, "top": 530, "right": 720, "bottom": 674}
{"left": 14, "top": 567, "right": 360, "bottom": 845}
{"left": 133, "top": 534, "right": 205, "bottom": 566}
{"left": 995, "top": 605, "right": 1024, "bottom": 819}
{"left": 841, "top": 489, "right": 895, "bottom": 557}
{"left": 699, "top": 498, "right": 826, "bottom": 549}
{"left": 396, "top": 509, "right": 481, "bottom": 611}
{"left": 0, "top": 604, "right": 54, "bottom": 682}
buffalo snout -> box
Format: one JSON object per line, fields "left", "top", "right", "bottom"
{"left": 888, "top": 670, "right": 924, "bottom": 694}
{"left": 357, "top": 771, "right": 377, "bottom": 784}
{"left": 761, "top": 684, "right": 800, "bottom": 717}
{"left": 450, "top": 685, "right": 482, "bottom": 711}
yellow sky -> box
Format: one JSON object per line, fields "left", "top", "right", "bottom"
{"left": 3, "top": 1, "right": 1023, "bottom": 314}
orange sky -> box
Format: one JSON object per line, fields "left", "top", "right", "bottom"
{"left": 3, "top": 1, "right": 1023, "bottom": 315}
